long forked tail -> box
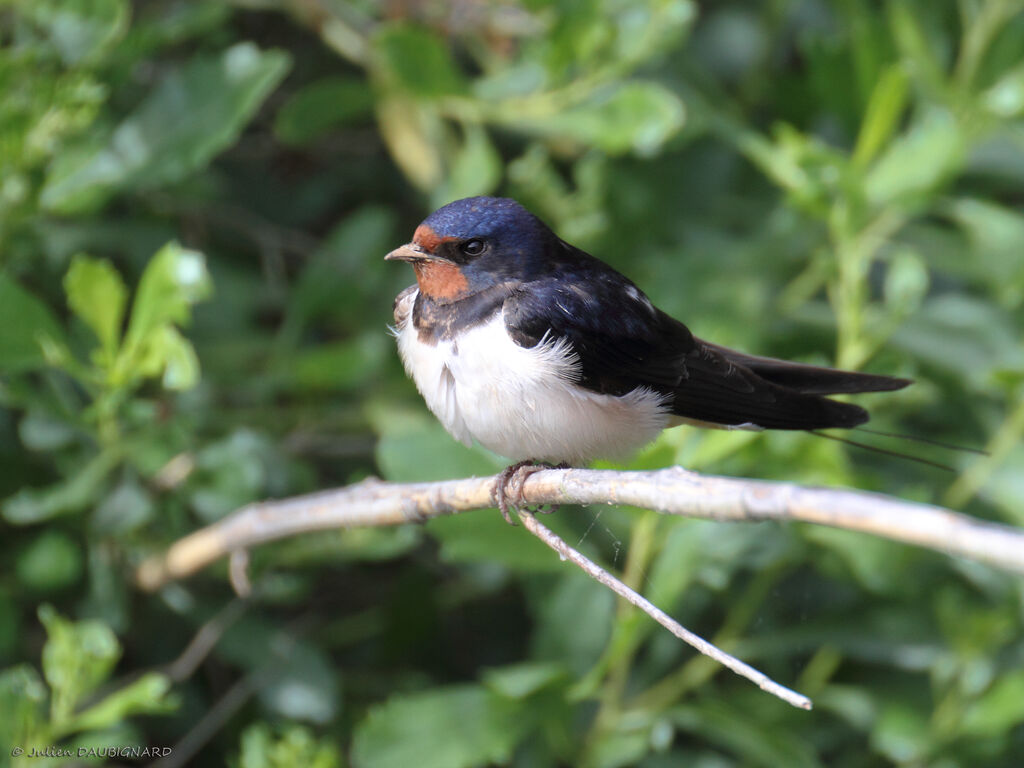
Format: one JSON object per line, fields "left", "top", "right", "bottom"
{"left": 703, "top": 342, "right": 912, "bottom": 395}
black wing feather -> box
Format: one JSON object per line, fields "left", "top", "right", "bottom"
{"left": 503, "top": 256, "right": 896, "bottom": 431}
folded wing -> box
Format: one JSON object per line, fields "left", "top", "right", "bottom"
{"left": 504, "top": 268, "right": 909, "bottom": 432}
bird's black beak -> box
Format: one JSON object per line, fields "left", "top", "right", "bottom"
{"left": 385, "top": 243, "right": 445, "bottom": 262}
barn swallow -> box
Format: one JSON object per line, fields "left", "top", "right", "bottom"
{"left": 386, "top": 197, "right": 909, "bottom": 513}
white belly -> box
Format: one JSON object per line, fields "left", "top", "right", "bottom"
{"left": 394, "top": 291, "right": 670, "bottom": 464}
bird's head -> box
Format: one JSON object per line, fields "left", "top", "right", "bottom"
{"left": 385, "top": 197, "right": 558, "bottom": 301}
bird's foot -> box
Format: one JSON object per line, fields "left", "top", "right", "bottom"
{"left": 492, "top": 461, "right": 568, "bottom": 524}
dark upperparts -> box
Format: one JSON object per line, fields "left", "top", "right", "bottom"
{"left": 390, "top": 196, "right": 912, "bottom": 431}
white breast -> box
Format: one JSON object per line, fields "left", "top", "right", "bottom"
{"left": 393, "top": 289, "right": 670, "bottom": 464}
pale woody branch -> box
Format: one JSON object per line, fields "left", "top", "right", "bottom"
{"left": 136, "top": 466, "right": 1024, "bottom": 589}
{"left": 134, "top": 466, "right": 1024, "bottom": 711}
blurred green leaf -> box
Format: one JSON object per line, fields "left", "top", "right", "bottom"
{"left": 436, "top": 124, "right": 502, "bottom": 206}
{"left": 91, "top": 473, "right": 154, "bottom": 534}
{"left": 891, "top": 295, "right": 1024, "bottom": 386}
{"left": 64, "top": 253, "right": 127, "bottom": 361}
{"left": 39, "top": 604, "right": 121, "bottom": 726}
{"left": 372, "top": 23, "right": 466, "bottom": 98}
{"left": 870, "top": 700, "right": 930, "bottom": 763}
{"left": 0, "top": 664, "right": 48, "bottom": 749}
{"left": 217, "top": 614, "right": 339, "bottom": 724}
{"left": 983, "top": 62, "right": 1024, "bottom": 117}
{"left": 805, "top": 528, "right": 911, "bottom": 594}
{"left": 351, "top": 685, "right": 526, "bottom": 768}
{"left": 119, "top": 241, "right": 210, "bottom": 389}
{"left": 238, "top": 723, "right": 342, "bottom": 768}
{"left": 482, "top": 662, "right": 567, "bottom": 700}
{"left": 72, "top": 672, "right": 175, "bottom": 733}
{"left": 372, "top": 407, "right": 502, "bottom": 483}
{"left": 16, "top": 530, "right": 83, "bottom": 593}
{"left": 259, "top": 642, "right": 338, "bottom": 725}
{"left": 18, "top": 409, "right": 79, "bottom": 452}
{"left": 532, "top": 571, "right": 615, "bottom": 677}
{"left": 945, "top": 198, "right": 1024, "bottom": 306}
{"left": 883, "top": 247, "right": 929, "bottom": 315}
{"left": 513, "top": 81, "right": 685, "bottom": 155}
{"left": 427, "top": 512, "right": 562, "bottom": 573}
{"left": 25, "top": 0, "right": 129, "bottom": 66}
{"left": 375, "top": 95, "right": 443, "bottom": 190}
{"left": 3, "top": 450, "right": 117, "bottom": 525}
{"left": 959, "top": 667, "right": 1024, "bottom": 738}
{"left": 125, "top": 243, "right": 209, "bottom": 345}
{"left": 854, "top": 64, "right": 908, "bottom": 167}
{"left": 147, "top": 325, "right": 201, "bottom": 390}
{"left": 670, "top": 699, "right": 821, "bottom": 768}
{"left": 274, "top": 76, "right": 374, "bottom": 145}
{"left": 0, "top": 275, "right": 66, "bottom": 372}
{"left": 865, "top": 109, "right": 964, "bottom": 208}
{"left": 41, "top": 42, "right": 290, "bottom": 213}
{"left": 188, "top": 429, "right": 278, "bottom": 522}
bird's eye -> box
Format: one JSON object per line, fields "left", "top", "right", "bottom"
{"left": 460, "top": 239, "right": 486, "bottom": 257}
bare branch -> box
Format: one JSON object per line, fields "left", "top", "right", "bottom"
{"left": 517, "top": 510, "right": 813, "bottom": 710}
{"left": 136, "top": 467, "right": 1024, "bottom": 592}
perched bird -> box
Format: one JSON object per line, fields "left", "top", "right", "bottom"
{"left": 386, "top": 196, "right": 910, "bottom": 514}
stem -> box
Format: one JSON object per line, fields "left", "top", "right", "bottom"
{"left": 944, "top": 393, "right": 1024, "bottom": 508}
{"left": 587, "top": 512, "right": 660, "bottom": 739}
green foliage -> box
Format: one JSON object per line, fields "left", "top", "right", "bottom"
{"left": 236, "top": 722, "right": 342, "bottom": 768}
{"left": 1, "top": 1, "right": 1023, "bottom": 766}
{"left": 0, "top": 605, "right": 174, "bottom": 760}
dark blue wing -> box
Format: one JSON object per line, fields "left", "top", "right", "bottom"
{"left": 502, "top": 254, "right": 880, "bottom": 430}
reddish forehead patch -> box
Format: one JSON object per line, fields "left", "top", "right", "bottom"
{"left": 413, "top": 224, "right": 457, "bottom": 253}
{"left": 413, "top": 261, "right": 470, "bottom": 301}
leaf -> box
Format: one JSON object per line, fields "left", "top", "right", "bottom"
{"left": 351, "top": 685, "right": 526, "bottom": 768}
{"left": 375, "top": 95, "right": 443, "bottom": 190}
{"left": 71, "top": 673, "right": 176, "bottom": 733}
{"left": 26, "top": 0, "right": 129, "bottom": 65}
{"left": 42, "top": 43, "right": 291, "bottom": 213}
{"left": 0, "top": 275, "right": 66, "bottom": 373}
{"left": 0, "top": 664, "right": 48, "bottom": 749}
{"left": 531, "top": 571, "right": 615, "bottom": 677}
{"left": 238, "top": 723, "right": 342, "bottom": 768}
{"left": 983, "top": 62, "right": 1024, "bottom": 118}
{"left": 122, "top": 241, "right": 211, "bottom": 381}
{"left": 671, "top": 699, "right": 822, "bottom": 768}
{"left": 371, "top": 23, "right": 466, "bottom": 98}
{"left": 890, "top": 295, "right": 1024, "bottom": 387}
{"left": 853, "top": 65, "right": 908, "bottom": 167}
{"left": 434, "top": 124, "right": 502, "bottom": 208}
{"left": 512, "top": 81, "right": 685, "bottom": 155}
{"left": 371, "top": 407, "right": 502, "bottom": 483}
{"left": 216, "top": 614, "right": 339, "bottom": 724}
{"left": 91, "top": 473, "right": 155, "bottom": 535}
{"left": 944, "top": 198, "right": 1024, "bottom": 306}
{"left": 865, "top": 109, "right": 964, "bottom": 209}
{"left": 870, "top": 700, "right": 929, "bottom": 763}
{"left": 18, "top": 409, "right": 79, "bottom": 452}
{"left": 482, "top": 662, "right": 567, "bottom": 700}
{"left": 151, "top": 326, "right": 201, "bottom": 390}
{"left": 883, "top": 247, "right": 929, "bottom": 315}
{"left": 39, "top": 604, "right": 121, "bottom": 726}
{"left": 15, "top": 530, "right": 84, "bottom": 593}
{"left": 427, "top": 512, "right": 562, "bottom": 573}
{"left": 274, "top": 76, "right": 374, "bottom": 145}
{"left": 64, "top": 254, "right": 128, "bottom": 361}
{"left": 959, "top": 667, "right": 1024, "bottom": 738}
{"left": 3, "top": 450, "right": 118, "bottom": 525}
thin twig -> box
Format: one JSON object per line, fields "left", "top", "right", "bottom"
{"left": 162, "top": 598, "right": 249, "bottom": 683}
{"left": 136, "top": 467, "right": 1024, "bottom": 591}
{"left": 517, "top": 511, "right": 813, "bottom": 710}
